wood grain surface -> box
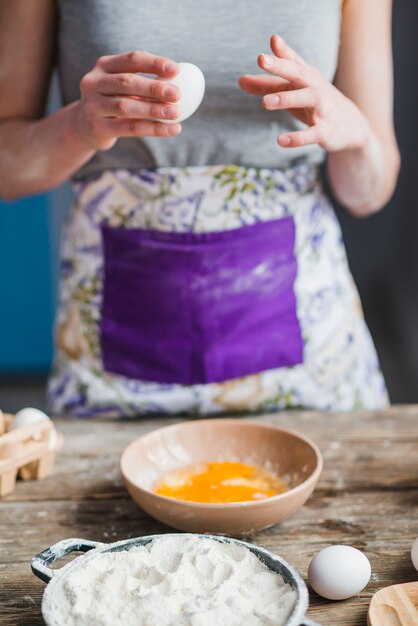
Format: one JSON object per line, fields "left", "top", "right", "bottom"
{"left": 368, "top": 581, "right": 418, "bottom": 625}
{"left": 1, "top": 407, "right": 417, "bottom": 625}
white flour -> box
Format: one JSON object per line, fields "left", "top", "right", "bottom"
{"left": 52, "top": 536, "right": 297, "bottom": 625}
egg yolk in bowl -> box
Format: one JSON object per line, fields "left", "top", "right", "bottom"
{"left": 154, "top": 461, "right": 288, "bottom": 504}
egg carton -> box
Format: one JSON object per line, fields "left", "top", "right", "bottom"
{"left": 0, "top": 411, "right": 63, "bottom": 497}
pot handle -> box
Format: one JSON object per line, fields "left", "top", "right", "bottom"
{"left": 31, "top": 537, "right": 104, "bottom": 583}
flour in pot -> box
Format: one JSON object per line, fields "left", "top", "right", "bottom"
{"left": 52, "top": 536, "right": 297, "bottom": 625}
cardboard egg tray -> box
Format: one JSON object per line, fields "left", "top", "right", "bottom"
{"left": 0, "top": 411, "right": 63, "bottom": 497}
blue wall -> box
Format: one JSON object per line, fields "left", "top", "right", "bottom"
{"left": 0, "top": 195, "right": 54, "bottom": 372}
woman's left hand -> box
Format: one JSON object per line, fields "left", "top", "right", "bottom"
{"left": 239, "top": 34, "right": 371, "bottom": 152}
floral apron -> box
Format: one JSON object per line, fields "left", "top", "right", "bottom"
{"left": 47, "top": 164, "right": 389, "bottom": 417}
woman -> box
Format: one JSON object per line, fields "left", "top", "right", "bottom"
{"left": 0, "top": 1, "right": 400, "bottom": 416}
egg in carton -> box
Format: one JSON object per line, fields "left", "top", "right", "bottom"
{"left": 0, "top": 408, "right": 63, "bottom": 497}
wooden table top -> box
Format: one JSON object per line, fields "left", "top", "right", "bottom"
{"left": 1, "top": 407, "right": 417, "bottom": 625}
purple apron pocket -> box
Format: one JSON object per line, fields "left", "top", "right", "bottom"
{"left": 100, "top": 218, "right": 303, "bottom": 385}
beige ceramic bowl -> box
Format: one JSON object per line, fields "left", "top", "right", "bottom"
{"left": 120, "top": 419, "right": 322, "bottom": 535}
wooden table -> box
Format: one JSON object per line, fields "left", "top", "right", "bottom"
{"left": 1, "top": 407, "right": 417, "bottom": 625}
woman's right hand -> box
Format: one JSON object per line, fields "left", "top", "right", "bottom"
{"left": 76, "top": 50, "right": 182, "bottom": 150}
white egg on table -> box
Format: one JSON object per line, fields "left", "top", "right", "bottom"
{"left": 150, "top": 62, "right": 205, "bottom": 124}
{"left": 411, "top": 538, "right": 418, "bottom": 571}
{"left": 10, "top": 407, "right": 57, "bottom": 450}
{"left": 308, "top": 545, "right": 371, "bottom": 600}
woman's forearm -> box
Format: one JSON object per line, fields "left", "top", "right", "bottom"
{"left": 0, "top": 102, "right": 96, "bottom": 201}
{"left": 0, "top": 50, "right": 183, "bottom": 202}
{"left": 327, "top": 127, "right": 400, "bottom": 217}
{"left": 240, "top": 30, "right": 400, "bottom": 218}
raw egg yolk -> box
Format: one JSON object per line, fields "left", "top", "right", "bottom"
{"left": 154, "top": 461, "right": 288, "bottom": 504}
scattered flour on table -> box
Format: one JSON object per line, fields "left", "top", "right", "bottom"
{"left": 52, "top": 536, "right": 297, "bottom": 626}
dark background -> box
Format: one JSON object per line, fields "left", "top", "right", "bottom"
{"left": 337, "top": 0, "right": 418, "bottom": 402}
{"left": 0, "top": 1, "right": 417, "bottom": 410}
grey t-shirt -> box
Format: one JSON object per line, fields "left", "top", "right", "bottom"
{"left": 56, "top": 0, "right": 341, "bottom": 179}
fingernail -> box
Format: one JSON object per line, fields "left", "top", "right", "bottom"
{"left": 163, "top": 61, "right": 177, "bottom": 73}
{"left": 274, "top": 34, "right": 283, "bottom": 46}
{"left": 264, "top": 94, "right": 280, "bottom": 108}
{"left": 163, "top": 105, "right": 178, "bottom": 119}
{"left": 280, "top": 135, "right": 292, "bottom": 146}
{"left": 163, "top": 86, "right": 179, "bottom": 100}
{"left": 262, "top": 54, "right": 274, "bottom": 67}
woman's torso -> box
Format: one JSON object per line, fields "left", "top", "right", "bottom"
{"left": 56, "top": 0, "right": 341, "bottom": 179}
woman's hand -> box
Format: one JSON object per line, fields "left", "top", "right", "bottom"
{"left": 76, "top": 50, "right": 183, "bottom": 150}
{"left": 239, "top": 34, "right": 371, "bottom": 152}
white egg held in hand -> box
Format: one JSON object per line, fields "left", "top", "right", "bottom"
{"left": 308, "top": 545, "right": 371, "bottom": 600}
{"left": 411, "top": 538, "right": 418, "bottom": 571}
{"left": 152, "top": 62, "right": 205, "bottom": 124}
{"left": 10, "top": 407, "right": 57, "bottom": 450}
